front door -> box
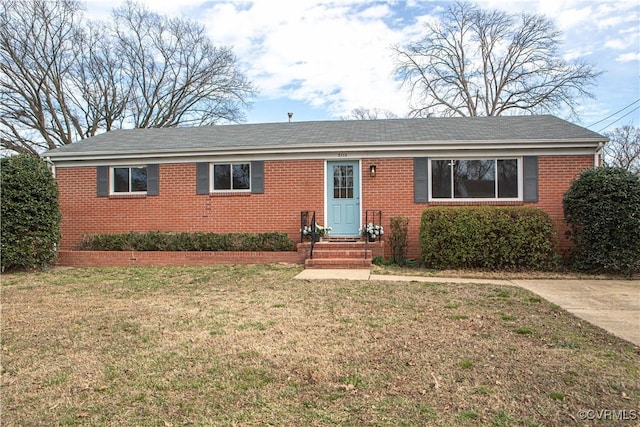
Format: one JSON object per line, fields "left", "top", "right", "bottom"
{"left": 327, "top": 161, "right": 360, "bottom": 236}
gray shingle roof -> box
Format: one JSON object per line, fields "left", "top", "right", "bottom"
{"left": 45, "top": 115, "right": 606, "bottom": 158}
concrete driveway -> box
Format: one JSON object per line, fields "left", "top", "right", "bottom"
{"left": 297, "top": 270, "right": 640, "bottom": 346}
{"left": 511, "top": 279, "right": 640, "bottom": 346}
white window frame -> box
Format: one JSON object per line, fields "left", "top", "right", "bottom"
{"left": 210, "top": 162, "right": 251, "bottom": 192}
{"left": 110, "top": 165, "right": 148, "bottom": 195}
{"left": 428, "top": 157, "right": 523, "bottom": 202}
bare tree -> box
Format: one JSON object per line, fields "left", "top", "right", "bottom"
{"left": 0, "top": 0, "right": 255, "bottom": 156}
{"left": 112, "top": 1, "right": 254, "bottom": 128}
{"left": 393, "top": 1, "right": 601, "bottom": 118}
{"left": 1, "top": 0, "right": 84, "bottom": 155}
{"left": 341, "top": 107, "right": 399, "bottom": 120}
{"left": 70, "top": 21, "right": 133, "bottom": 137}
{"left": 603, "top": 125, "right": 640, "bottom": 174}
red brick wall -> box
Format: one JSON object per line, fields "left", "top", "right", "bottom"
{"left": 360, "top": 158, "right": 422, "bottom": 259}
{"left": 360, "top": 155, "right": 594, "bottom": 259}
{"left": 56, "top": 160, "right": 325, "bottom": 250}
{"left": 57, "top": 155, "right": 593, "bottom": 259}
{"left": 532, "top": 155, "right": 594, "bottom": 254}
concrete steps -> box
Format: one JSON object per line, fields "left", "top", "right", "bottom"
{"left": 302, "top": 241, "right": 377, "bottom": 269}
{"left": 305, "top": 257, "right": 373, "bottom": 269}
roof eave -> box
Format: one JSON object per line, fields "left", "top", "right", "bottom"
{"left": 46, "top": 137, "right": 605, "bottom": 163}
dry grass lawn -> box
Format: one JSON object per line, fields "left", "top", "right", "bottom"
{"left": 371, "top": 264, "right": 633, "bottom": 280}
{"left": 2, "top": 265, "right": 639, "bottom": 426}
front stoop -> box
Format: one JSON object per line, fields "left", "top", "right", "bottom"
{"left": 299, "top": 241, "right": 383, "bottom": 269}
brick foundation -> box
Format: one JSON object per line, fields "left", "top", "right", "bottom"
{"left": 57, "top": 250, "right": 303, "bottom": 267}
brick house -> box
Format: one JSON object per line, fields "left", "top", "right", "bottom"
{"left": 45, "top": 115, "right": 606, "bottom": 265}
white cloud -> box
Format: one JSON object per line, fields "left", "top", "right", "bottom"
{"left": 82, "top": 0, "right": 639, "bottom": 125}
{"left": 616, "top": 52, "right": 640, "bottom": 63}
{"left": 359, "top": 3, "right": 393, "bottom": 19}
{"left": 604, "top": 39, "right": 628, "bottom": 50}
{"left": 198, "top": 1, "right": 415, "bottom": 117}
{"left": 563, "top": 48, "right": 592, "bottom": 61}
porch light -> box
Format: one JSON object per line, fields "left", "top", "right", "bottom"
{"left": 369, "top": 164, "right": 377, "bottom": 177}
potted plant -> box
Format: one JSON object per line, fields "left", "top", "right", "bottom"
{"left": 302, "top": 223, "right": 332, "bottom": 241}
{"left": 360, "top": 223, "right": 384, "bottom": 242}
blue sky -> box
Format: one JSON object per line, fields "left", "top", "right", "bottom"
{"left": 86, "top": 0, "right": 639, "bottom": 133}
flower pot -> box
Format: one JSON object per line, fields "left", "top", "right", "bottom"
{"left": 368, "top": 235, "right": 376, "bottom": 242}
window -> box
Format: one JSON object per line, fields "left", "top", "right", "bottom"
{"left": 430, "top": 158, "right": 519, "bottom": 200}
{"left": 332, "top": 165, "right": 354, "bottom": 199}
{"left": 196, "top": 161, "right": 263, "bottom": 195}
{"left": 112, "top": 166, "right": 147, "bottom": 194}
{"left": 213, "top": 163, "right": 250, "bottom": 191}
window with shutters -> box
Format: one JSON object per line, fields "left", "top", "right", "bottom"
{"left": 111, "top": 166, "right": 147, "bottom": 194}
{"left": 212, "top": 163, "right": 251, "bottom": 192}
{"left": 429, "top": 158, "right": 521, "bottom": 201}
{"left": 196, "top": 161, "right": 263, "bottom": 195}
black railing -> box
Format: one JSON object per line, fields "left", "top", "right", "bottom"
{"left": 310, "top": 212, "right": 317, "bottom": 259}
{"left": 300, "top": 210, "right": 317, "bottom": 259}
{"left": 364, "top": 210, "right": 382, "bottom": 259}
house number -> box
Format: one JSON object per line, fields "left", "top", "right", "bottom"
{"left": 337, "top": 153, "right": 348, "bottom": 157}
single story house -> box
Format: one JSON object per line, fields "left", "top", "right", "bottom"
{"left": 45, "top": 115, "right": 606, "bottom": 263}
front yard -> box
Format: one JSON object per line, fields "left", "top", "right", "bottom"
{"left": 2, "top": 265, "right": 638, "bottom": 425}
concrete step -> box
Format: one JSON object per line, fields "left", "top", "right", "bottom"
{"left": 321, "top": 237, "right": 362, "bottom": 243}
{"left": 298, "top": 240, "right": 383, "bottom": 269}
{"left": 311, "top": 248, "right": 370, "bottom": 258}
{"left": 312, "top": 241, "right": 372, "bottom": 249}
{"left": 305, "top": 257, "right": 373, "bottom": 269}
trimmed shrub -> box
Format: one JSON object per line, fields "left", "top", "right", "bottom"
{"left": 77, "top": 231, "right": 295, "bottom": 252}
{"left": 1, "top": 155, "right": 61, "bottom": 271}
{"left": 420, "top": 206, "right": 558, "bottom": 270}
{"left": 389, "top": 216, "right": 409, "bottom": 265}
{"left": 563, "top": 167, "right": 640, "bottom": 275}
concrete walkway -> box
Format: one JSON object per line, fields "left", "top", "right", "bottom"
{"left": 295, "top": 269, "right": 640, "bottom": 346}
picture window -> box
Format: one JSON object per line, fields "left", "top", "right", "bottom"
{"left": 430, "top": 158, "right": 520, "bottom": 200}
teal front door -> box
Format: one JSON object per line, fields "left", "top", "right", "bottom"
{"left": 327, "top": 161, "right": 360, "bottom": 236}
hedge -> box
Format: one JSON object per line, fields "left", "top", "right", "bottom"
{"left": 77, "top": 231, "right": 296, "bottom": 252}
{"left": 1, "top": 155, "right": 61, "bottom": 272}
{"left": 420, "top": 206, "right": 558, "bottom": 270}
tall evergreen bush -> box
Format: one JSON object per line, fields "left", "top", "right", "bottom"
{"left": 563, "top": 167, "right": 640, "bottom": 274}
{"left": 1, "top": 155, "right": 61, "bottom": 271}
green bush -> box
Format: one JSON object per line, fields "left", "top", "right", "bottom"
{"left": 77, "top": 231, "right": 295, "bottom": 252}
{"left": 1, "top": 155, "right": 61, "bottom": 271}
{"left": 371, "top": 256, "right": 390, "bottom": 266}
{"left": 563, "top": 167, "right": 640, "bottom": 275}
{"left": 389, "top": 216, "right": 409, "bottom": 265}
{"left": 420, "top": 206, "right": 558, "bottom": 270}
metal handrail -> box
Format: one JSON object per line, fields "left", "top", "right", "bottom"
{"left": 310, "top": 211, "right": 317, "bottom": 259}
{"left": 300, "top": 210, "right": 317, "bottom": 259}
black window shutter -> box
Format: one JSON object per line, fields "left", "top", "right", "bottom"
{"left": 523, "top": 156, "right": 539, "bottom": 202}
{"left": 97, "top": 166, "right": 109, "bottom": 197}
{"left": 251, "top": 161, "right": 264, "bottom": 194}
{"left": 196, "top": 162, "right": 210, "bottom": 194}
{"left": 147, "top": 164, "right": 159, "bottom": 196}
{"left": 414, "top": 157, "right": 429, "bottom": 203}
